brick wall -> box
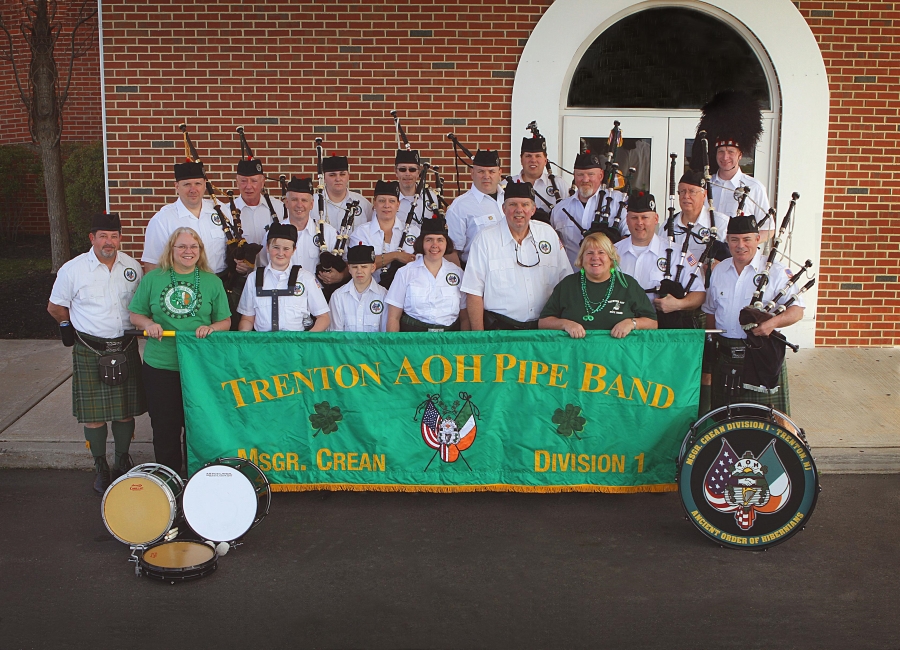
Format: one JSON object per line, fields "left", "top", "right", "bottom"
{"left": 92, "top": 0, "right": 900, "bottom": 346}
{"left": 0, "top": 2, "right": 103, "bottom": 234}
{"left": 797, "top": 1, "right": 900, "bottom": 346}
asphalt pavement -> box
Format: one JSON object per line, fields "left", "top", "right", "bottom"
{"left": 0, "top": 470, "right": 898, "bottom": 649}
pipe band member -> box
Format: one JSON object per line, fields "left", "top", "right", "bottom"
{"left": 321, "top": 154, "right": 374, "bottom": 230}
{"left": 237, "top": 222, "right": 331, "bottom": 332}
{"left": 395, "top": 149, "right": 436, "bottom": 225}
{"left": 128, "top": 227, "right": 232, "bottom": 476}
{"left": 48, "top": 212, "right": 146, "bottom": 494}
{"left": 328, "top": 244, "right": 389, "bottom": 332}
{"left": 348, "top": 180, "right": 419, "bottom": 285}
{"left": 540, "top": 232, "right": 657, "bottom": 339}
{"left": 702, "top": 214, "right": 805, "bottom": 413}
{"left": 385, "top": 217, "right": 469, "bottom": 332}
{"left": 445, "top": 149, "right": 505, "bottom": 265}
{"left": 461, "top": 181, "right": 573, "bottom": 331}
{"left": 512, "top": 134, "right": 558, "bottom": 224}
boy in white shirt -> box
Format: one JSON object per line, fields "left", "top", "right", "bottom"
{"left": 328, "top": 244, "right": 389, "bottom": 332}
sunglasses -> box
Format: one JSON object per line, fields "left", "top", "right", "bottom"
{"left": 396, "top": 167, "right": 419, "bottom": 173}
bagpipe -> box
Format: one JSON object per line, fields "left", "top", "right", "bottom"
{"left": 523, "top": 121, "right": 564, "bottom": 222}
{"left": 446, "top": 131, "right": 475, "bottom": 194}
{"left": 178, "top": 123, "right": 262, "bottom": 292}
{"left": 583, "top": 121, "right": 635, "bottom": 244}
{"left": 236, "top": 126, "right": 281, "bottom": 226}
{"left": 312, "top": 138, "right": 352, "bottom": 274}
{"left": 393, "top": 110, "right": 446, "bottom": 221}
{"left": 736, "top": 192, "right": 816, "bottom": 389}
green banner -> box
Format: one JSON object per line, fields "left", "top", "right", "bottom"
{"left": 178, "top": 330, "right": 704, "bottom": 493}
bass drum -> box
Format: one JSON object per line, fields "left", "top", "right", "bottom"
{"left": 102, "top": 463, "right": 184, "bottom": 547}
{"left": 138, "top": 540, "right": 218, "bottom": 583}
{"left": 182, "top": 457, "right": 271, "bottom": 543}
{"left": 677, "top": 403, "right": 819, "bottom": 550}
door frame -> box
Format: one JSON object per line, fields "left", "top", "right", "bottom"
{"left": 511, "top": 0, "right": 829, "bottom": 348}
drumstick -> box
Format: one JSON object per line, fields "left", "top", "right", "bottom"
{"left": 125, "top": 329, "right": 177, "bottom": 337}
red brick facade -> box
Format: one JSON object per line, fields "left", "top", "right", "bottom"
{"left": 2, "top": 1, "right": 898, "bottom": 345}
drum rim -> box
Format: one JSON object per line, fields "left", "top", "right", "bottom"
{"left": 138, "top": 541, "right": 219, "bottom": 581}
{"left": 207, "top": 456, "right": 272, "bottom": 529}
{"left": 102, "top": 469, "right": 181, "bottom": 546}
{"left": 677, "top": 411, "right": 819, "bottom": 550}
{"left": 182, "top": 463, "right": 260, "bottom": 542}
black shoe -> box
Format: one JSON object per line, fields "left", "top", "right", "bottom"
{"left": 93, "top": 457, "right": 111, "bottom": 495}
{"left": 110, "top": 453, "right": 135, "bottom": 482}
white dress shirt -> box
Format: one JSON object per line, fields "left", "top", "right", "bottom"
{"left": 399, "top": 189, "right": 436, "bottom": 226}
{"left": 231, "top": 194, "right": 286, "bottom": 247}
{"left": 385, "top": 257, "right": 467, "bottom": 326}
{"left": 237, "top": 264, "right": 329, "bottom": 332}
{"left": 445, "top": 184, "right": 505, "bottom": 263}
{"left": 712, "top": 170, "right": 772, "bottom": 232}
{"left": 142, "top": 198, "right": 228, "bottom": 273}
{"left": 702, "top": 251, "right": 805, "bottom": 339}
{"left": 512, "top": 171, "right": 561, "bottom": 213}
{"left": 550, "top": 189, "right": 628, "bottom": 267}
{"left": 50, "top": 249, "right": 143, "bottom": 338}
{"left": 322, "top": 190, "right": 373, "bottom": 231}
{"left": 348, "top": 216, "right": 421, "bottom": 283}
{"left": 328, "top": 280, "right": 389, "bottom": 332}
{"left": 256, "top": 216, "right": 337, "bottom": 270}
{"left": 615, "top": 234, "right": 704, "bottom": 301}
{"left": 460, "top": 218, "right": 573, "bottom": 323}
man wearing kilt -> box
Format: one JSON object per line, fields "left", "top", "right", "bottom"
{"left": 703, "top": 214, "right": 804, "bottom": 414}
{"left": 48, "top": 213, "right": 146, "bottom": 494}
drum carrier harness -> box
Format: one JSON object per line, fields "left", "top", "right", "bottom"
{"left": 255, "top": 265, "right": 304, "bottom": 332}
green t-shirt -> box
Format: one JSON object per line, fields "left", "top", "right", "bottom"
{"left": 540, "top": 270, "right": 657, "bottom": 330}
{"left": 128, "top": 268, "right": 231, "bottom": 371}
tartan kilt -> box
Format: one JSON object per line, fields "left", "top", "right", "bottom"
{"left": 72, "top": 339, "right": 147, "bottom": 423}
{"left": 710, "top": 348, "right": 791, "bottom": 415}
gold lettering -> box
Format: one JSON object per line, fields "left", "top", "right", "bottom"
{"left": 580, "top": 363, "right": 607, "bottom": 392}
{"left": 604, "top": 374, "right": 627, "bottom": 398}
{"left": 271, "top": 452, "right": 285, "bottom": 471}
{"left": 237, "top": 448, "right": 259, "bottom": 465}
{"left": 333, "top": 452, "right": 346, "bottom": 470}
{"left": 359, "top": 453, "right": 371, "bottom": 471}
{"left": 455, "top": 355, "right": 483, "bottom": 383}
{"left": 347, "top": 452, "right": 359, "bottom": 471}
{"left": 373, "top": 454, "right": 385, "bottom": 471}
{"left": 292, "top": 370, "right": 316, "bottom": 393}
{"left": 394, "top": 357, "right": 422, "bottom": 384}
{"left": 286, "top": 453, "right": 299, "bottom": 471}
{"left": 535, "top": 450, "right": 550, "bottom": 472}
{"left": 529, "top": 361, "right": 549, "bottom": 385}
{"left": 494, "top": 354, "right": 517, "bottom": 383}
{"left": 311, "top": 367, "right": 334, "bottom": 390}
{"left": 650, "top": 383, "right": 675, "bottom": 409}
{"left": 249, "top": 379, "right": 274, "bottom": 403}
{"left": 335, "top": 364, "right": 359, "bottom": 389}
{"left": 628, "top": 377, "right": 654, "bottom": 403}
{"left": 271, "top": 374, "right": 295, "bottom": 398}
{"left": 317, "top": 448, "right": 332, "bottom": 470}
{"left": 612, "top": 454, "right": 625, "bottom": 473}
{"left": 222, "top": 378, "right": 249, "bottom": 408}
{"left": 422, "top": 355, "right": 453, "bottom": 384}
{"left": 359, "top": 363, "right": 381, "bottom": 386}
{"left": 548, "top": 364, "right": 568, "bottom": 388}
{"left": 578, "top": 454, "right": 590, "bottom": 472}
{"left": 557, "top": 453, "right": 571, "bottom": 472}
{"left": 258, "top": 452, "right": 271, "bottom": 471}
{"left": 598, "top": 454, "right": 610, "bottom": 472}
{"left": 517, "top": 359, "right": 528, "bottom": 384}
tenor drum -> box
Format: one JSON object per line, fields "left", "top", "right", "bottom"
{"left": 138, "top": 540, "right": 218, "bottom": 583}
{"left": 102, "top": 463, "right": 184, "bottom": 546}
{"left": 182, "top": 457, "right": 271, "bottom": 543}
{"left": 677, "top": 403, "right": 819, "bottom": 550}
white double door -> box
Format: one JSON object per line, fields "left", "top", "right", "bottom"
{"left": 560, "top": 112, "right": 777, "bottom": 213}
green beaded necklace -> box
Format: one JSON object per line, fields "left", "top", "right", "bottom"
{"left": 580, "top": 268, "right": 615, "bottom": 322}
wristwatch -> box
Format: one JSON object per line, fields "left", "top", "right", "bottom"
{"left": 631, "top": 318, "right": 638, "bottom": 330}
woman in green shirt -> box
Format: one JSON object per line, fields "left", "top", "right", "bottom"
{"left": 539, "top": 232, "right": 657, "bottom": 339}
{"left": 129, "top": 227, "right": 231, "bottom": 475}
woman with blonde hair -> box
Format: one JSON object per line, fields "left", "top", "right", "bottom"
{"left": 539, "top": 232, "right": 657, "bottom": 339}
{"left": 129, "top": 227, "right": 231, "bottom": 475}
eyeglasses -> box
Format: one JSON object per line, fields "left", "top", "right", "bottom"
{"left": 396, "top": 167, "right": 419, "bottom": 173}
{"left": 677, "top": 189, "right": 705, "bottom": 197}
{"left": 174, "top": 244, "right": 200, "bottom": 251}
{"left": 515, "top": 238, "right": 541, "bottom": 268}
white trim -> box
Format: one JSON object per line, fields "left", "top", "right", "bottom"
{"left": 513, "top": 0, "right": 829, "bottom": 348}
{"left": 97, "top": 0, "right": 110, "bottom": 212}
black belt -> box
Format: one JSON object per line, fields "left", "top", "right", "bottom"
{"left": 75, "top": 331, "right": 134, "bottom": 353}
{"left": 483, "top": 310, "right": 538, "bottom": 331}
{"left": 715, "top": 335, "right": 747, "bottom": 360}
{"left": 400, "top": 313, "right": 461, "bottom": 332}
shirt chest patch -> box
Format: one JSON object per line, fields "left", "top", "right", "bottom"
{"left": 538, "top": 241, "right": 552, "bottom": 255}
{"left": 370, "top": 300, "right": 384, "bottom": 315}
{"left": 124, "top": 268, "right": 137, "bottom": 282}
{"left": 446, "top": 272, "right": 460, "bottom": 286}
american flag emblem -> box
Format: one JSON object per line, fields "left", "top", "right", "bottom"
{"left": 687, "top": 253, "right": 697, "bottom": 267}
{"left": 704, "top": 439, "right": 790, "bottom": 530}
{"left": 420, "top": 397, "right": 477, "bottom": 464}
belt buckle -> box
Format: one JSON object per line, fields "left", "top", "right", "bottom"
{"left": 104, "top": 341, "right": 123, "bottom": 353}
{"left": 427, "top": 328, "right": 443, "bottom": 333}
{"left": 729, "top": 347, "right": 746, "bottom": 360}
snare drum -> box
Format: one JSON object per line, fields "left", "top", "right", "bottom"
{"left": 677, "top": 403, "right": 819, "bottom": 550}
{"left": 182, "top": 457, "right": 271, "bottom": 543}
{"left": 138, "top": 540, "right": 218, "bottom": 583}
{"left": 102, "top": 463, "right": 184, "bottom": 546}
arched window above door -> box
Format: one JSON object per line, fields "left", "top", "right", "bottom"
{"left": 567, "top": 7, "right": 772, "bottom": 110}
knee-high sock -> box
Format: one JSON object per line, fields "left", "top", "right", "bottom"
{"left": 84, "top": 424, "right": 108, "bottom": 470}
{"left": 111, "top": 420, "right": 135, "bottom": 469}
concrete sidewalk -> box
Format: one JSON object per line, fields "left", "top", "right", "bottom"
{"left": 1, "top": 340, "right": 897, "bottom": 472}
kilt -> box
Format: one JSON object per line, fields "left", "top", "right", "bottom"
{"left": 72, "top": 336, "right": 147, "bottom": 423}
{"left": 710, "top": 336, "right": 791, "bottom": 415}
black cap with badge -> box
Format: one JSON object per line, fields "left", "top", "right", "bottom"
{"left": 174, "top": 161, "right": 205, "bottom": 181}
{"left": 267, "top": 222, "right": 298, "bottom": 245}
{"left": 727, "top": 214, "right": 759, "bottom": 235}
{"left": 503, "top": 181, "right": 535, "bottom": 201}
{"left": 373, "top": 180, "right": 401, "bottom": 199}
{"left": 627, "top": 191, "right": 656, "bottom": 213}
{"left": 286, "top": 176, "right": 314, "bottom": 194}
{"left": 322, "top": 156, "right": 349, "bottom": 173}
{"left": 346, "top": 244, "right": 376, "bottom": 265}
{"left": 520, "top": 136, "right": 547, "bottom": 154}
{"left": 573, "top": 153, "right": 602, "bottom": 170}
{"left": 394, "top": 150, "right": 420, "bottom": 166}
{"left": 237, "top": 159, "right": 264, "bottom": 176}
{"left": 472, "top": 149, "right": 501, "bottom": 168}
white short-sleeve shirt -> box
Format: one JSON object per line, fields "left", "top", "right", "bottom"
{"left": 348, "top": 216, "right": 421, "bottom": 284}
{"left": 460, "top": 218, "right": 574, "bottom": 323}
{"left": 550, "top": 189, "right": 628, "bottom": 267}
{"left": 256, "top": 216, "right": 337, "bottom": 271}
{"left": 142, "top": 198, "right": 228, "bottom": 273}
{"left": 323, "top": 190, "right": 373, "bottom": 232}
{"left": 327, "top": 280, "right": 388, "bottom": 332}
{"left": 385, "top": 257, "right": 467, "bottom": 327}
{"left": 512, "top": 171, "right": 561, "bottom": 213}
{"left": 712, "top": 170, "right": 772, "bottom": 232}
{"left": 231, "top": 194, "right": 286, "bottom": 248}
{"left": 615, "top": 234, "right": 703, "bottom": 301}
{"left": 702, "top": 251, "right": 805, "bottom": 339}
{"left": 50, "top": 249, "right": 143, "bottom": 338}
{"left": 445, "top": 184, "right": 505, "bottom": 263}
{"left": 237, "top": 264, "right": 329, "bottom": 332}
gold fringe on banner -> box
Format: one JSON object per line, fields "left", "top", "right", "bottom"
{"left": 271, "top": 483, "right": 678, "bottom": 494}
